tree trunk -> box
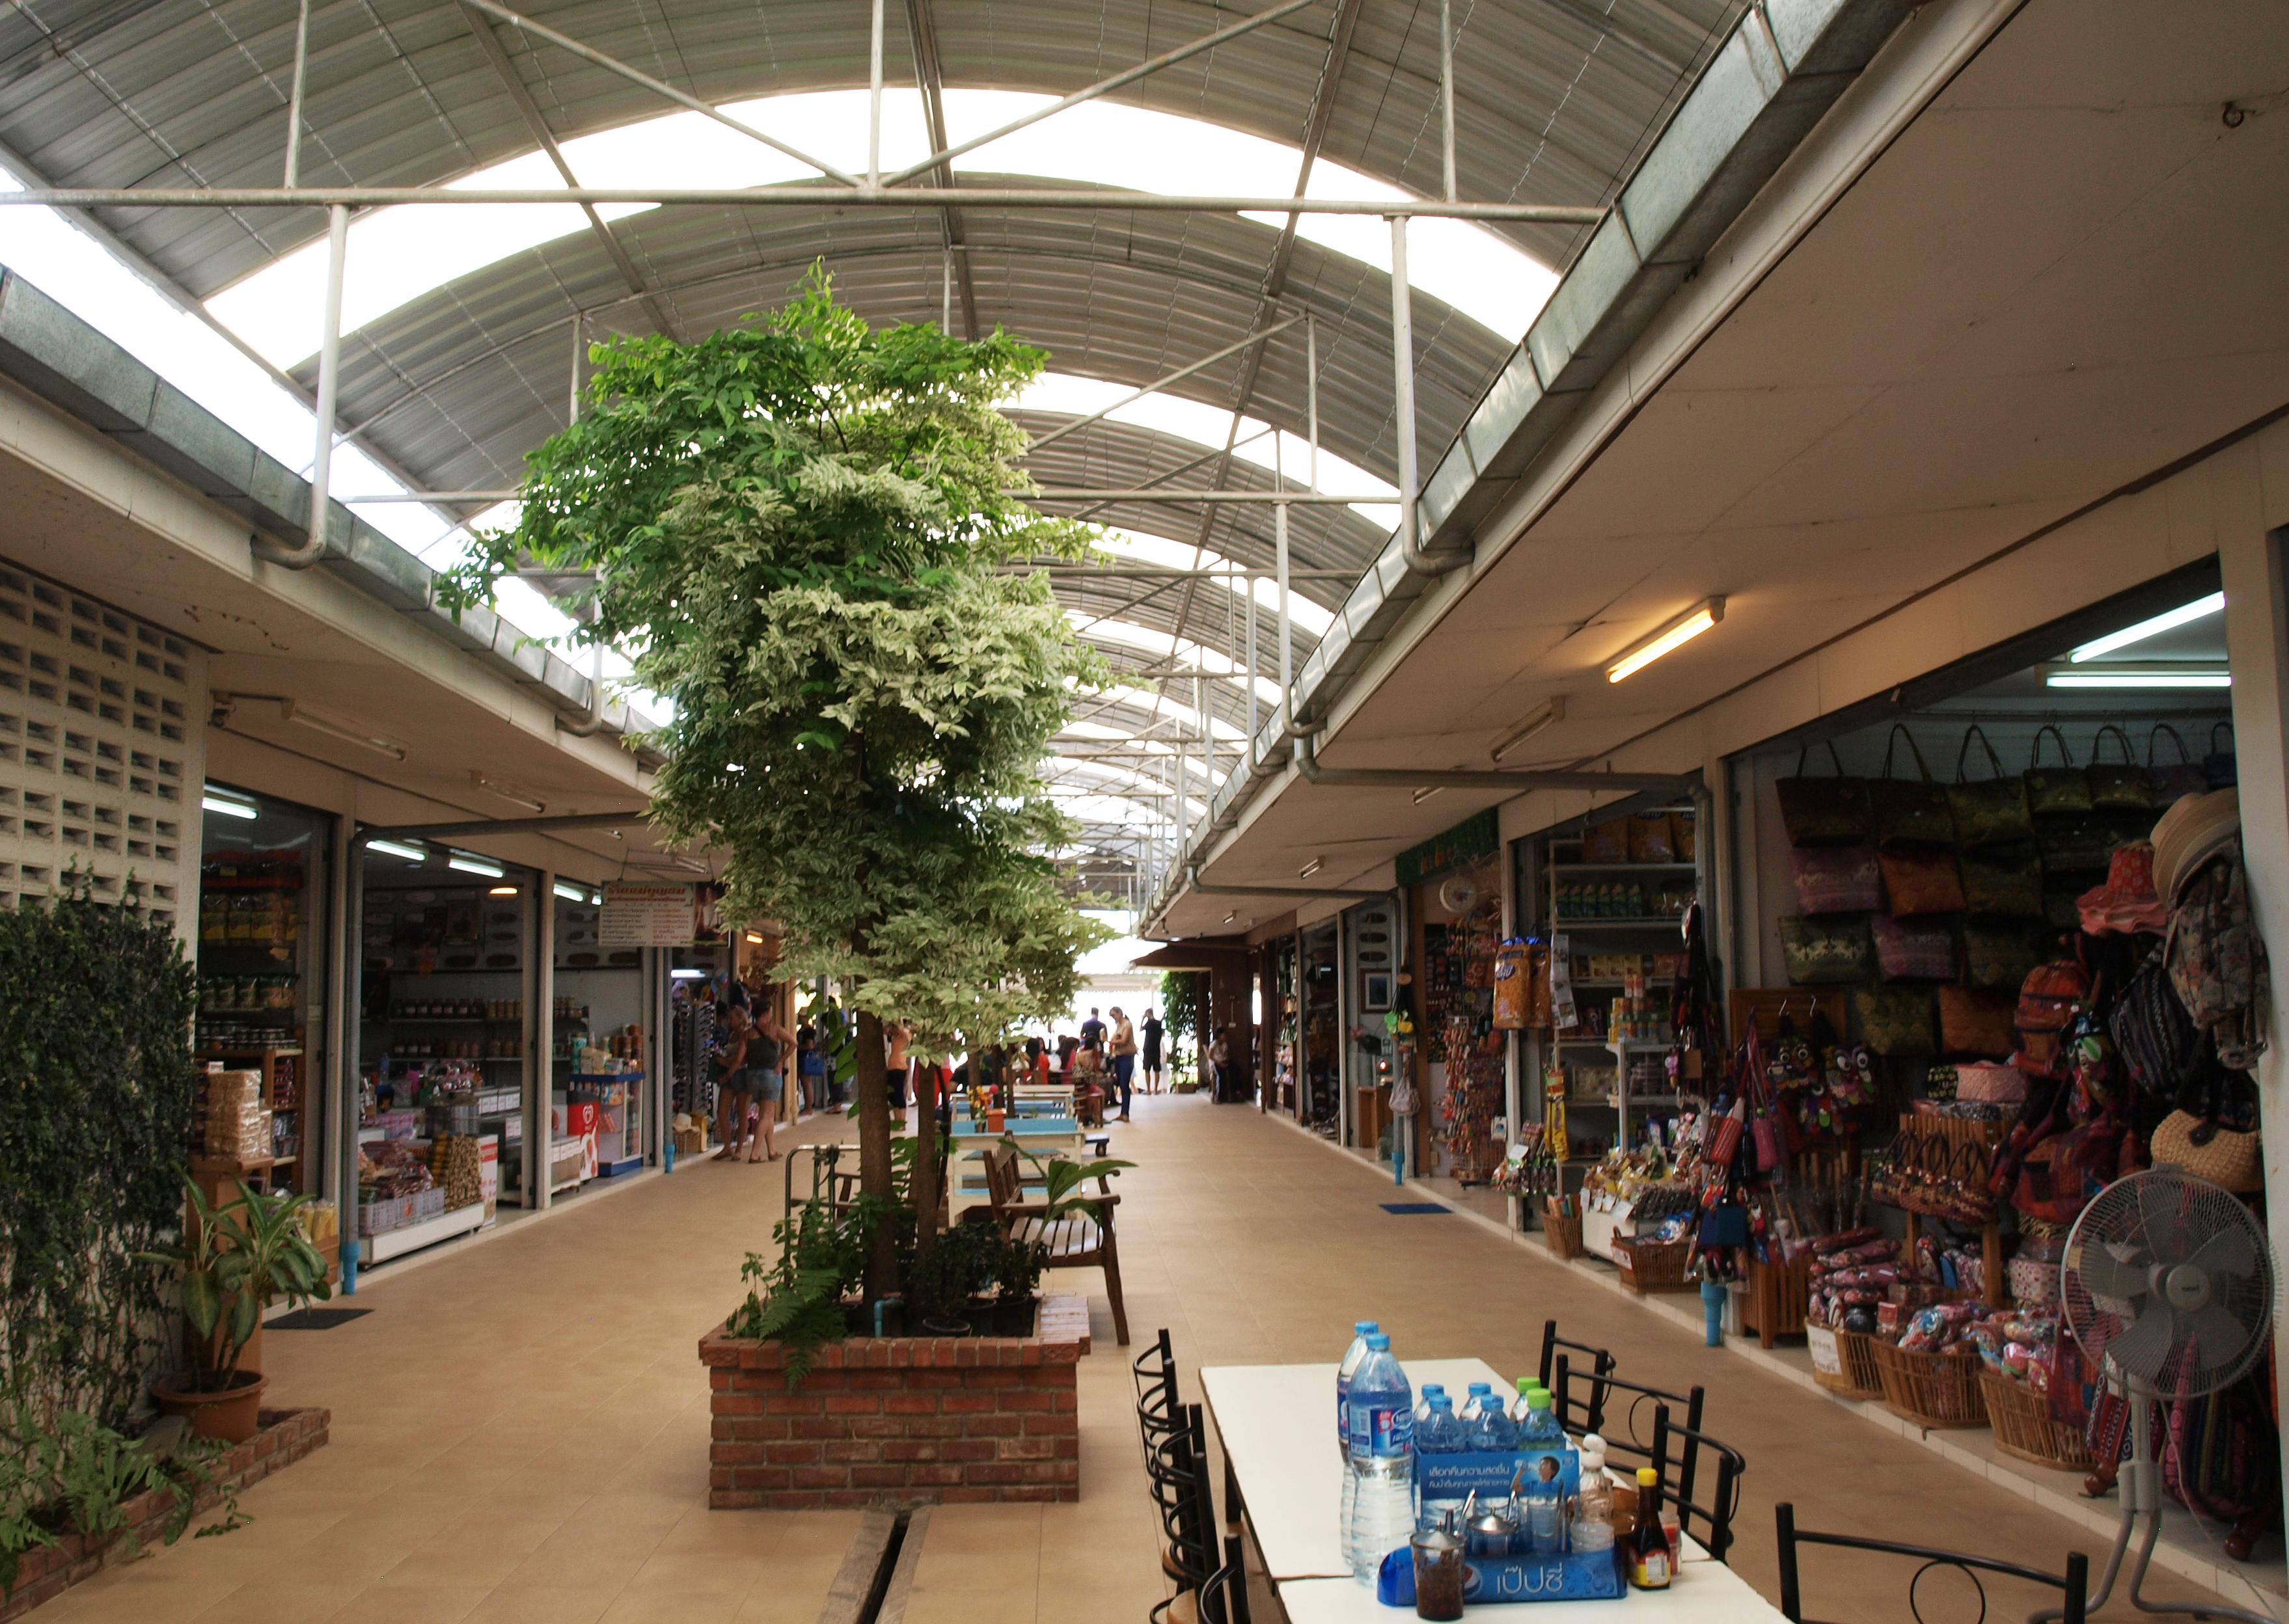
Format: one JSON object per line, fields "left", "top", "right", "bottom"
{"left": 853, "top": 1007, "right": 898, "bottom": 1302}
{"left": 913, "top": 1057, "right": 941, "bottom": 1262}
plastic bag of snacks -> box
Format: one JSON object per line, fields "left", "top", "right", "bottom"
{"left": 203, "top": 1069, "right": 270, "bottom": 1162}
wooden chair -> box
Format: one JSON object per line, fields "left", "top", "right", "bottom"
{"left": 1776, "top": 1502, "right": 2088, "bottom": 1624}
{"left": 1649, "top": 1402, "right": 1746, "bottom": 1565}
{"left": 984, "top": 1144, "right": 1130, "bottom": 1346}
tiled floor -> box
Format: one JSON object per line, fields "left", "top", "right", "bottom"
{"left": 44, "top": 1093, "right": 2248, "bottom": 1624}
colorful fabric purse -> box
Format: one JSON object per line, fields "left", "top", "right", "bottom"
{"left": 1777, "top": 740, "right": 1869, "bottom": 846}
{"left": 1871, "top": 725, "right": 1953, "bottom": 848}
{"left": 1853, "top": 987, "right": 1936, "bottom": 1056}
{"left": 2036, "top": 814, "right": 2115, "bottom": 874}
{"left": 2107, "top": 941, "right": 2197, "bottom": 1100}
{"left": 2085, "top": 725, "right": 2152, "bottom": 811}
{"left": 1880, "top": 846, "right": 1965, "bottom": 917}
{"left": 1964, "top": 921, "right": 2051, "bottom": 994}
{"left": 1781, "top": 915, "right": 1872, "bottom": 985}
{"left": 1790, "top": 845, "right": 1882, "bottom": 915}
{"left": 1873, "top": 916, "right": 1956, "bottom": 982}
{"left": 2023, "top": 725, "right": 2091, "bottom": 817}
{"left": 2014, "top": 956, "right": 2092, "bottom": 1078}
{"left": 2146, "top": 724, "right": 2208, "bottom": 807}
{"left": 1960, "top": 844, "right": 2042, "bottom": 917}
{"left": 1939, "top": 990, "right": 2018, "bottom": 1059}
{"left": 1948, "top": 726, "right": 2031, "bottom": 848}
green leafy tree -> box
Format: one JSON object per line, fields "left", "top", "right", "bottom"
{"left": 445, "top": 271, "right": 1108, "bottom": 1293}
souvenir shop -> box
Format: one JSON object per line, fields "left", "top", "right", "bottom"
{"left": 1540, "top": 562, "right": 2276, "bottom": 1574}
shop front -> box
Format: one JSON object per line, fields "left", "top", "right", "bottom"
{"left": 1392, "top": 811, "right": 1506, "bottom": 1199}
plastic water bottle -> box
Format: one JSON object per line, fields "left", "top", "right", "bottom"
{"left": 1417, "top": 1393, "right": 1467, "bottom": 1531}
{"left": 1459, "top": 1381, "right": 1494, "bottom": 1423}
{"left": 1570, "top": 1434, "right": 1615, "bottom": 1554}
{"left": 1516, "top": 1387, "right": 1565, "bottom": 1449}
{"left": 1507, "top": 1378, "right": 1540, "bottom": 1428}
{"left": 1346, "top": 1333, "right": 1416, "bottom": 1586}
{"left": 1413, "top": 1381, "right": 1448, "bottom": 1426}
{"left": 1468, "top": 1391, "right": 1518, "bottom": 1452}
{"left": 1336, "top": 1320, "right": 1378, "bottom": 1567}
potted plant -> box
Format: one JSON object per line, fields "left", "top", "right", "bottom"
{"left": 139, "top": 1176, "right": 332, "bottom": 1442}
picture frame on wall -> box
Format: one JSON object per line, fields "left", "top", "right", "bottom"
{"left": 1363, "top": 971, "right": 1393, "bottom": 1012}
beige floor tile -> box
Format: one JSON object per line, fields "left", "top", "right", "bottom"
{"left": 462, "top": 1586, "right": 614, "bottom": 1624}
{"left": 322, "top": 1584, "right": 492, "bottom": 1624}
{"left": 185, "top": 1580, "right": 367, "bottom": 1623}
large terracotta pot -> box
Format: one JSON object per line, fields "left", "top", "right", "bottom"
{"left": 151, "top": 1371, "right": 267, "bottom": 1444}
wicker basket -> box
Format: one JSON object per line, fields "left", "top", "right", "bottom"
{"left": 1613, "top": 1234, "right": 1696, "bottom": 1294}
{"left": 1872, "top": 1340, "right": 1989, "bottom": 1429}
{"left": 1542, "top": 1199, "right": 1584, "bottom": 1261}
{"left": 1807, "top": 1325, "right": 1884, "bottom": 1400}
{"left": 1981, "top": 1372, "right": 2093, "bottom": 1469}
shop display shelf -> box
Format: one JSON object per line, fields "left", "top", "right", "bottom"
{"left": 596, "top": 1155, "right": 643, "bottom": 1178}
{"left": 361, "top": 1199, "right": 485, "bottom": 1265}
{"left": 1548, "top": 861, "right": 1698, "bottom": 873}
{"left": 1550, "top": 917, "right": 1688, "bottom": 928}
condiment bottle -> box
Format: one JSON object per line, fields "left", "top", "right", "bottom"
{"left": 1627, "top": 1467, "right": 1671, "bottom": 1590}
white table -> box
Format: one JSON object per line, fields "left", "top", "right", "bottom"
{"left": 1200, "top": 1359, "right": 1503, "bottom": 1583}
{"left": 944, "top": 1117, "right": 1081, "bottom": 1219}
{"left": 1203, "top": 1360, "right": 1786, "bottom": 1624}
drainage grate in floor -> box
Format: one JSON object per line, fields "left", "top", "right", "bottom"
{"left": 266, "top": 1308, "right": 372, "bottom": 1330}
{"left": 1379, "top": 1202, "right": 1451, "bottom": 1215}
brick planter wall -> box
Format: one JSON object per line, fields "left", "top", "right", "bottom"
{"left": 1, "top": 1407, "right": 330, "bottom": 1623}
{"left": 700, "top": 1293, "right": 1090, "bottom": 1509}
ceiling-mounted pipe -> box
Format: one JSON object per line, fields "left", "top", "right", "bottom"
{"left": 1390, "top": 215, "right": 1470, "bottom": 580}
{"left": 559, "top": 640, "right": 610, "bottom": 738}
{"left": 1295, "top": 733, "right": 1694, "bottom": 797}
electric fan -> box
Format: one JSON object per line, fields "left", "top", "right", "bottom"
{"left": 2053, "top": 1169, "right": 2275, "bottom": 1622}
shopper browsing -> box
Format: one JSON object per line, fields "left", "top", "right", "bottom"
{"left": 885, "top": 1019, "right": 912, "bottom": 1112}
{"left": 1141, "top": 1008, "right": 1164, "bottom": 1094}
{"left": 745, "top": 997, "right": 795, "bottom": 1163}
{"left": 711, "top": 1005, "right": 754, "bottom": 1163}
{"left": 1108, "top": 1006, "right": 1137, "bottom": 1122}
{"left": 795, "top": 1020, "right": 826, "bottom": 1113}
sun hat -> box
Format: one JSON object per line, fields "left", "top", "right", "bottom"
{"left": 2075, "top": 841, "right": 2167, "bottom": 935}
{"left": 2150, "top": 787, "right": 2240, "bottom": 902}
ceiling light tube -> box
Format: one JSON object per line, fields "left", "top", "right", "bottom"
{"left": 2069, "top": 593, "right": 2225, "bottom": 662}
{"left": 2040, "top": 667, "right": 2231, "bottom": 690}
{"left": 553, "top": 880, "right": 590, "bottom": 902}
{"left": 282, "top": 699, "right": 407, "bottom": 761}
{"left": 1298, "top": 857, "right": 1324, "bottom": 880}
{"left": 369, "top": 839, "right": 428, "bottom": 863}
{"left": 488, "top": 884, "right": 519, "bottom": 897}
{"left": 1490, "top": 696, "right": 1565, "bottom": 762}
{"left": 1607, "top": 596, "right": 1725, "bottom": 684}
{"left": 471, "top": 772, "right": 545, "bottom": 813}
{"left": 201, "top": 787, "right": 259, "bottom": 820}
{"left": 1411, "top": 786, "right": 1444, "bottom": 804}
{"left": 448, "top": 852, "right": 506, "bottom": 878}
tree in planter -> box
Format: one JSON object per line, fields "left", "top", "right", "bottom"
{"left": 444, "top": 270, "right": 1108, "bottom": 1298}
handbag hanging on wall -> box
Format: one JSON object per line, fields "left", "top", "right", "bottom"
{"left": 1961, "top": 844, "right": 2043, "bottom": 917}
{"left": 1949, "top": 725, "right": 2032, "bottom": 848}
{"left": 1873, "top": 915, "right": 1957, "bottom": 982}
{"left": 2087, "top": 724, "right": 2152, "bottom": 812}
{"left": 1853, "top": 987, "right": 1936, "bottom": 1056}
{"left": 1939, "top": 986, "right": 2018, "bottom": 1059}
{"left": 1777, "top": 740, "right": 1869, "bottom": 846}
{"left": 1881, "top": 845, "right": 1966, "bottom": 917}
{"left": 1790, "top": 845, "right": 1882, "bottom": 915}
{"left": 2204, "top": 721, "right": 2238, "bottom": 788}
{"left": 1964, "top": 921, "right": 2051, "bottom": 994}
{"left": 2147, "top": 724, "right": 2209, "bottom": 808}
{"left": 1871, "top": 725, "right": 1954, "bottom": 847}
{"left": 1781, "top": 915, "right": 1874, "bottom": 985}
{"left": 2024, "top": 725, "right": 2092, "bottom": 817}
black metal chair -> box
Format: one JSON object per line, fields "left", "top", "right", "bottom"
{"left": 1536, "top": 1318, "right": 1618, "bottom": 1400}
{"left": 1649, "top": 1401, "right": 1746, "bottom": 1565}
{"left": 1554, "top": 1358, "right": 1706, "bottom": 1472}
{"left": 1776, "top": 1502, "right": 2089, "bottom": 1624}
{"left": 1134, "top": 1328, "right": 1182, "bottom": 1463}
{"left": 1146, "top": 1405, "right": 1250, "bottom": 1624}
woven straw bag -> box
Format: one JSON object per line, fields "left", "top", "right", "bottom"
{"left": 2148, "top": 1109, "right": 2260, "bottom": 1193}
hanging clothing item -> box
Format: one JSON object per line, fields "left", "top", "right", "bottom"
{"left": 2165, "top": 837, "right": 2270, "bottom": 1070}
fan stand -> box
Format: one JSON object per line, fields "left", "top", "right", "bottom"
{"left": 2044, "top": 1374, "right": 2273, "bottom": 1624}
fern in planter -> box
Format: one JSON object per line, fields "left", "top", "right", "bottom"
{"left": 724, "top": 1195, "right": 888, "bottom": 1385}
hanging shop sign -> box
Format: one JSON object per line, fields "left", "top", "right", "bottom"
{"left": 599, "top": 882, "right": 696, "bottom": 947}
{"left": 1395, "top": 809, "right": 1500, "bottom": 889}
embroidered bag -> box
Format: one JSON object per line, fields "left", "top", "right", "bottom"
{"left": 1960, "top": 844, "right": 2042, "bottom": 917}
{"left": 2085, "top": 724, "right": 2152, "bottom": 812}
{"left": 1871, "top": 725, "right": 1953, "bottom": 848}
{"left": 1853, "top": 988, "right": 1936, "bottom": 1056}
{"left": 2164, "top": 837, "right": 2271, "bottom": 1070}
{"left": 2107, "top": 941, "right": 2197, "bottom": 1100}
{"left": 1948, "top": 725, "right": 2032, "bottom": 848}
{"left": 2014, "top": 956, "right": 2092, "bottom": 1079}
{"left": 2203, "top": 721, "right": 2237, "bottom": 789}
{"left": 1790, "top": 845, "right": 1882, "bottom": 915}
{"left": 1872, "top": 915, "right": 1956, "bottom": 982}
{"left": 2023, "top": 725, "right": 2091, "bottom": 817}
{"left": 1776, "top": 740, "right": 1869, "bottom": 846}
{"left": 1781, "top": 915, "right": 1872, "bottom": 985}
{"left": 1880, "top": 846, "right": 1965, "bottom": 917}
{"left": 1939, "top": 988, "right": 2018, "bottom": 1059}
{"left": 2147, "top": 724, "right": 2209, "bottom": 807}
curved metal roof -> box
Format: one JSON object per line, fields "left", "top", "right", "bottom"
{"left": 0, "top": 0, "right": 1738, "bottom": 871}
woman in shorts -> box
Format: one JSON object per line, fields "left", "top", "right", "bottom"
{"left": 745, "top": 997, "right": 796, "bottom": 1162}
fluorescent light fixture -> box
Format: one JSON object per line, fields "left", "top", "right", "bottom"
{"left": 448, "top": 852, "right": 506, "bottom": 878}
{"left": 201, "top": 787, "right": 258, "bottom": 820}
{"left": 368, "top": 839, "right": 428, "bottom": 863}
{"left": 488, "top": 884, "right": 519, "bottom": 897}
{"left": 1411, "top": 786, "right": 1444, "bottom": 805}
{"left": 282, "top": 699, "right": 406, "bottom": 762}
{"left": 1490, "top": 696, "right": 1566, "bottom": 763}
{"left": 553, "top": 881, "right": 590, "bottom": 902}
{"left": 1608, "top": 597, "right": 1725, "bottom": 684}
{"left": 670, "top": 968, "right": 707, "bottom": 981}
{"left": 470, "top": 772, "right": 545, "bottom": 813}
{"left": 744, "top": 931, "right": 765, "bottom": 945}
{"left": 2041, "top": 667, "right": 2231, "bottom": 690}
{"left": 1223, "top": 911, "right": 1238, "bottom": 925}
{"left": 1298, "top": 857, "right": 1324, "bottom": 880}
{"left": 2070, "top": 593, "right": 2225, "bottom": 662}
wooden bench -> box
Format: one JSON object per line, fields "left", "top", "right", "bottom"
{"left": 984, "top": 1144, "right": 1129, "bottom": 1346}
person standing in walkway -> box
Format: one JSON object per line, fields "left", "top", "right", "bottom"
{"left": 795, "top": 1020, "right": 826, "bottom": 1114}
{"left": 711, "top": 1005, "right": 754, "bottom": 1162}
{"left": 1108, "top": 1005, "right": 1137, "bottom": 1122}
{"left": 1140, "top": 1008, "right": 1164, "bottom": 1094}
{"left": 745, "top": 997, "right": 795, "bottom": 1162}
{"left": 1080, "top": 1007, "right": 1106, "bottom": 1048}
{"left": 886, "top": 1018, "right": 912, "bottom": 1112}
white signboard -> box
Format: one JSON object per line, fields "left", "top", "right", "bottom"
{"left": 598, "top": 882, "right": 694, "bottom": 947}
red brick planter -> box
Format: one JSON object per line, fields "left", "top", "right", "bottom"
{"left": 700, "top": 1293, "right": 1091, "bottom": 1509}
{"left": 1, "top": 1407, "right": 329, "bottom": 1622}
